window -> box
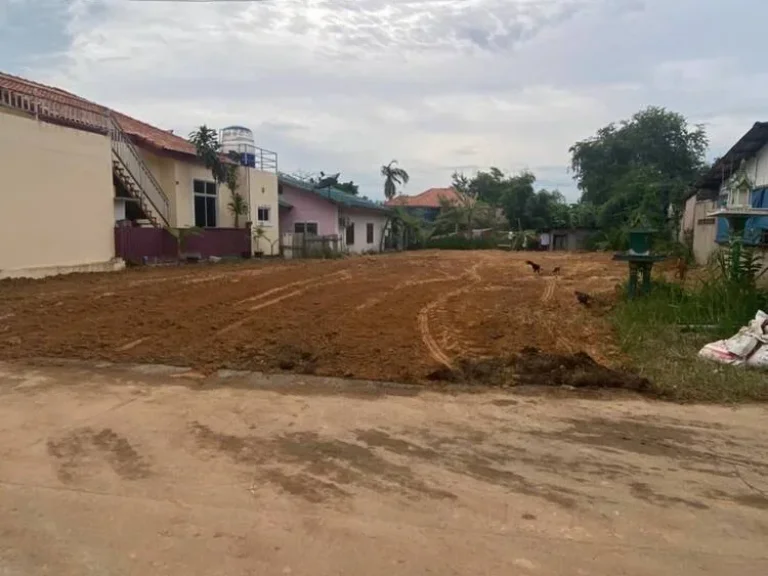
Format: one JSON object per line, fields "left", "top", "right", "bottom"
{"left": 257, "top": 206, "right": 271, "bottom": 223}
{"left": 294, "top": 222, "right": 318, "bottom": 236}
{"left": 346, "top": 222, "right": 355, "bottom": 245}
{"left": 366, "top": 223, "right": 374, "bottom": 244}
{"left": 193, "top": 179, "right": 217, "bottom": 227}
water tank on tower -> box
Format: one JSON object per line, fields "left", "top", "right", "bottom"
{"left": 220, "top": 126, "right": 256, "bottom": 168}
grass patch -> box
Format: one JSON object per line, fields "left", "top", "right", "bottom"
{"left": 613, "top": 279, "right": 768, "bottom": 403}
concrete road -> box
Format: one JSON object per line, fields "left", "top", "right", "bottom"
{"left": 1, "top": 360, "right": 767, "bottom": 575}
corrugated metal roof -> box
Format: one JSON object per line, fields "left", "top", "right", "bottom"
{"left": 278, "top": 173, "right": 390, "bottom": 212}
{"left": 688, "top": 122, "right": 768, "bottom": 199}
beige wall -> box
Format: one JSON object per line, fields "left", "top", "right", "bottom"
{"left": 246, "top": 168, "right": 279, "bottom": 254}
{"left": 172, "top": 159, "right": 239, "bottom": 228}
{"left": 0, "top": 109, "right": 115, "bottom": 273}
{"left": 137, "top": 147, "right": 178, "bottom": 225}
{"left": 132, "top": 147, "right": 279, "bottom": 256}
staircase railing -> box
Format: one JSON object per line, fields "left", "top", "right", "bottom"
{"left": 108, "top": 116, "right": 171, "bottom": 226}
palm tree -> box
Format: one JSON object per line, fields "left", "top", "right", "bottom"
{"left": 227, "top": 193, "right": 249, "bottom": 228}
{"left": 381, "top": 160, "right": 409, "bottom": 200}
{"left": 224, "top": 162, "right": 248, "bottom": 228}
{"left": 189, "top": 125, "right": 227, "bottom": 184}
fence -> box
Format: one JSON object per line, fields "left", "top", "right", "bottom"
{"left": 115, "top": 226, "right": 251, "bottom": 263}
{"left": 283, "top": 233, "right": 342, "bottom": 259}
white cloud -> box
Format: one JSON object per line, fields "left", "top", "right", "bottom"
{"left": 4, "top": 0, "right": 768, "bottom": 200}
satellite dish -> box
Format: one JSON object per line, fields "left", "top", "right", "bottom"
{"left": 315, "top": 173, "right": 340, "bottom": 189}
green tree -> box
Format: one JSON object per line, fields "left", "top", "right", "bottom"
{"left": 381, "top": 160, "right": 410, "bottom": 200}
{"left": 467, "top": 167, "right": 508, "bottom": 205}
{"left": 498, "top": 170, "right": 537, "bottom": 229}
{"left": 189, "top": 125, "right": 228, "bottom": 185}
{"left": 335, "top": 180, "right": 359, "bottom": 195}
{"left": 224, "top": 159, "right": 249, "bottom": 228}
{"left": 569, "top": 106, "right": 708, "bottom": 231}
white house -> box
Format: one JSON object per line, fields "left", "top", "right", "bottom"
{"left": 681, "top": 122, "right": 768, "bottom": 265}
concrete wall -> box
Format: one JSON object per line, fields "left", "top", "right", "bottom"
{"left": 279, "top": 184, "right": 339, "bottom": 237}
{"left": 132, "top": 147, "right": 248, "bottom": 230}
{"left": 680, "top": 194, "right": 697, "bottom": 242}
{"left": 137, "top": 147, "right": 179, "bottom": 225}
{"left": 132, "top": 147, "right": 280, "bottom": 255}
{"left": 340, "top": 207, "right": 389, "bottom": 253}
{"left": 0, "top": 109, "right": 115, "bottom": 274}
{"left": 691, "top": 200, "right": 718, "bottom": 265}
{"left": 549, "top": 229, "right": 590, "bottom": 251}
{"left": 247, "top": 168, "right": 279, "bottom": 254}
{"left": 172, "top": 158, "right": 237, "bottom": 229}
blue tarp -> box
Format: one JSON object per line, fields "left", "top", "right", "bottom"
{"left": 715, "top": 188, "right": 768, "bottom": 244}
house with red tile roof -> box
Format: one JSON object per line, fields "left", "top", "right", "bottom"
{"left": 384, "top": 187, "right": 460, "bottom": 221}
{"left": 0, "top": 71, "right": 279, "bottom": 277}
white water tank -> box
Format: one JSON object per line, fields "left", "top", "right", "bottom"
{"left": 220, "top": 125, "right": 256, "bottom": 167}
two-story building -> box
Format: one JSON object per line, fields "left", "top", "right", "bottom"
{"left": 681, "top": 122, "right": 768, "bottom": 265}
{"left": 0, "top": 71, "right": 279, "bottom": 277}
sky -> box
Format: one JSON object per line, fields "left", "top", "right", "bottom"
{"left": 2, "top": 0, "right": 768, "bottom": 201}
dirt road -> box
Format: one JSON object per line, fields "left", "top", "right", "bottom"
{"left": 1, "top": 361, "right": 767, "bottom": 575}
{"left": 0, "top": 251, "right": 626, "bottom": 381}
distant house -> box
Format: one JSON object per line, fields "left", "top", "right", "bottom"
{"left": 681, "top": 122, "right": 768, "bottom": 265}
{"left": 0, "top": 70, "right": 279, "bottom": 277}
{"left": 385, "top": 187, "right": 460, "bottom": 221}
{"left": 542, "top": 228, "right": 592, "bottom": 251}
{"left": 278, "top": 174, "right": 391, "bottom": 254}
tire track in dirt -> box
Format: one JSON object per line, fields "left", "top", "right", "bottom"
{"left": 416, "top": 261, "right": 485, "bottom": 369}
{"left": 216, "top": 271, "right": 353, "bottom": 337}
{"left": 355, "top": 276, "right": 457, "bottom": 312}
{"left": 235, "top": 270, "right": 349, "bottom": 306}
{"left": 541, "top": 276, "right": 557, "bottom": 302}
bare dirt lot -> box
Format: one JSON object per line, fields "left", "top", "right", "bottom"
{"left": 0, "top": 251, "right": 628, "bottom": 382}
{"left": 1, "top": 362, "right": 767, "bottom": 575}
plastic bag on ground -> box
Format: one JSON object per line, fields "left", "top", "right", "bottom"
{"left": 698, "top": 310, "right": 768, "bottom": 370}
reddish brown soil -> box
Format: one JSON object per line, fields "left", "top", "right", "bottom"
{"left": 0, "top": 251, "right": 629, "bottom": 382}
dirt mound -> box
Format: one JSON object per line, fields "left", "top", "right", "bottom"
{"left": 514, "top": 347, "right": 651, "bottom": 391}
{"left": 428, "top": 347, "right": 651, "bottom": 392}
{"left": 427, "top": 357, "right": 515, "bottom": 387}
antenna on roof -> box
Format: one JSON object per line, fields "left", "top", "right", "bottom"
{"left": 314, "top": 173, "right": 340, "bottom": 190}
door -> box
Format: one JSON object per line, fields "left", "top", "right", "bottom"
{"left": 346, "top": 222, "right": 355, "bottom": 246}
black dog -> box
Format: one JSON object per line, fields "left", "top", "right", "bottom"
{"left": 525, "top": 260, "right": 542, "bottom": 274}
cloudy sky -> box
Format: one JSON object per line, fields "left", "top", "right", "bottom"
{"left": 1, "top": 0, "right": 766, "bottom": 200}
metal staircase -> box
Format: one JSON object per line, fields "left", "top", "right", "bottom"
{"left": 109, "top": 117, "right": 170, "bottom": 228}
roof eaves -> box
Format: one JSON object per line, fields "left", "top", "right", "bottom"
{"left": 279, "top": 173, "right": 389, "bottom": 212}
{"left": 692, "top": 121, "right": 768, "bottom": 194}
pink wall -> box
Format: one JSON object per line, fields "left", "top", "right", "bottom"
{"left": 279, "top": 184, "right": 339, "bottom": 236}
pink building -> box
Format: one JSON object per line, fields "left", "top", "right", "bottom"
{"left": 278, "top": 174, "right": 391, "bottom": 254}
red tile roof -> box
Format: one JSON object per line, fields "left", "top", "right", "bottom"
{"left": 0, "top": 70, "right": 199, "bottom": 158}
{"left": 111, "top": 111, "right": 197, "bottom": 157}
{"left": 385, "top": 187, "right": 460, "bottom": 208}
